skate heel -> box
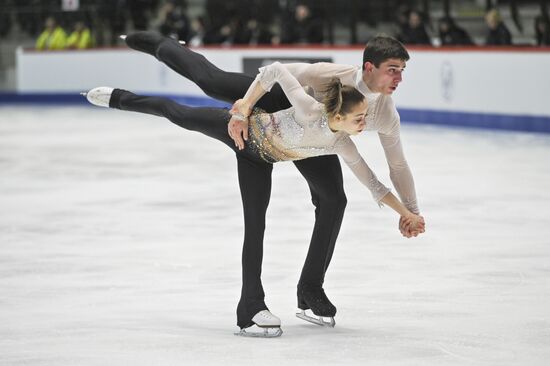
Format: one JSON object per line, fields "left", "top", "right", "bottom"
{"left": 297, "top": 295, "right": 309, "bottom": 310}
{"left": 295, "top": 285, "right": 337, "bottom": 327}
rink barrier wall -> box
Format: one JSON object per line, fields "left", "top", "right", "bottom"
{"left": 2, "top": 92, "right": 549, "bottom": 133}
{"left": 7, "top": 46, "right": 550, "bottom": 133}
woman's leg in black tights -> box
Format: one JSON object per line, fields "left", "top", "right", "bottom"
{"left": 235, "top": 155, "right": 273, "bottom": 329}
{"left": 110, "top": 89, "right": 236, "bottom": 150}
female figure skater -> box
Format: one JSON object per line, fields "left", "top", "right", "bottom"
{"left": 84, "top": 61, "right": 424, "bottom": 337}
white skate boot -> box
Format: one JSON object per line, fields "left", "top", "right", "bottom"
{"left": 234, "top": 310, "right": 283, "bottom": 338}
{"left": 81, "top": 87, "right": 114, "bottom": 107}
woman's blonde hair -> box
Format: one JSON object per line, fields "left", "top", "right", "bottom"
{"left": 323, "top": 78, "right": 366, "bottom": 118}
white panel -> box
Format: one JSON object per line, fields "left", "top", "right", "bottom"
{"left": 16, "top": 47, "right": 550, "bottom": 117}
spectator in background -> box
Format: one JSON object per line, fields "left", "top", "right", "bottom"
{"left": 188, "top": 16, "right": 206, "bottom": 46}
{"left": 233, "top": 18, "right": 274, "bottom": 45}
{"left": 36, "top": 16, "right": 67, "bottom": 50}
{"left": 0, "top": 1, "right": 12, "bottom": 38}
{"left": 534, "top": 16, "right": 550, "bottom": 46}
{"left": 485, "top": 8, "right": 512, "bottom": 46}
{"left": 438, "top": 17, "right": 474, "bottom": 46}
{"left": 16, "top": 0, "right": 44, "bottom": 37}
{"left": 153, "top": 0, "right": 192, "bottom": 42}
{"left": 66, "top": 21, "right": 95, "bottom": 49}
{"left": 97, "top": 0, "right": 127, "bottom": 46}
{"left": 395, "top": 5, "right": 411, "bottom": 43}
{"left": 398, "top": 10, "right": 431, "bottom": 45}
{"left": 201, "top": 20, "right": 233, "bottom": 45}
{"left": 281, "top": 3, "right": 324, "bottom": 44}
{"left": 129, "top": 0, "right": 158, "bottom": 31}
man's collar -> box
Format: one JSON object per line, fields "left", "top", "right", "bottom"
{"left": 355, "top": 69, "right": 372, "bottom": 95}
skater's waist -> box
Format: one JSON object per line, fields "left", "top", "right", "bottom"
{"left": 248, "top": 114, "right": 308, "bottom": 163}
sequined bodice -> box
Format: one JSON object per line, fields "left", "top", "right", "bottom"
{"left": 247, "top": 107, "right": 349, "bottom": 163}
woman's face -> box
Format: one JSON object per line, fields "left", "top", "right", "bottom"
{"left": 337, "top": 100, "right": 368, "bottom": 135}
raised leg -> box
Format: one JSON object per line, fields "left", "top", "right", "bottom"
{"left": 110, "top": 89, "right": 236, "bottom": 150}
{"left": 124, "top": 31, "right": 290, "bottom": 112}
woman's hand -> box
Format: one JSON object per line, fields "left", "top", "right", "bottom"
{"left": 399, "top": 214, "right": 425, "bottom": 238}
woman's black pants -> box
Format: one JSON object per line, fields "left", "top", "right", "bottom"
{"left": 122, "top": 32, "right": 348, "bottom": 328}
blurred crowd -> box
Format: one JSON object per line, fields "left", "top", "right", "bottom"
{"left": 1, "top": 0, "right": 549, "bottom": 50}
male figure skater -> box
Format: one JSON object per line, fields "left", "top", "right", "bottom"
{"left": 120, "top": 32, "right": 424, "bottom": 333}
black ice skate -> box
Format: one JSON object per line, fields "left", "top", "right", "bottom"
{"left": 234, "top": 310, "right": 283, "bottom": 338}
{"left": 296, "top": 285, "right": 336, "bottom": 327}
{"left": 120, "top": 32, "right": 185, "bottom": 58}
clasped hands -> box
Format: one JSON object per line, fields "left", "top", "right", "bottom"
{"left": 399, "top": 214, "right": 426, "bottom": 238}
{"left": 227, "top": 99, "right": 251, "bottom": 150}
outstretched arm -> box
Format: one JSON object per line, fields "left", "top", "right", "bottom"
{"left": 374, "top": 98, "right": 423, "bottom": 236}
{"left": 339, "top": 140, "right": 425, "bottom": 238}
{"left": 379, "top": 129, "right": 424, "bottom": 237}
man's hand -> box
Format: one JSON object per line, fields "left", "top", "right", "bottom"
{"left": 399, "top": 215, "right": 426, "bottom": 238}
{"left": 227, "top": 115, "right": 249, "bottom": 150}
{"left": 228, "top": 99, "right": 252, "bottom": 150}
{"left": 230, "top": 99, "right": 252, "bottom": 118}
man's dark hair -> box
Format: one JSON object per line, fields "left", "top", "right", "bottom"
{"left": 362, "top": 35, "right": 410, "bottom": 70}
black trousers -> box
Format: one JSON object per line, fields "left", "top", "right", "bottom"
{"left": 125, "top": 33, "right": 347, "bottom": 328}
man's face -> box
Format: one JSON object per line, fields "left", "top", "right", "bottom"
{"left": 365, "top": 58, "right": 406, "bottom": 95}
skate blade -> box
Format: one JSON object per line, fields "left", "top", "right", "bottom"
{"left": 296, "top": 309, "right": 336, "bottom": 327}
{"left": 234, "top": 327, "right": 283, "bottom": 338}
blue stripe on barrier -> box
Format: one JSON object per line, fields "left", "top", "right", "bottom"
{"left": 398, "top": 108, "right": 550, "bottom": 134}
{"left": 1, "top": 92, "right": 548, "bottom": 133}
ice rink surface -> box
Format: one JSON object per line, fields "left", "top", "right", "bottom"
{"left": 1, "top": 106, "right": 549, "bottom": 365}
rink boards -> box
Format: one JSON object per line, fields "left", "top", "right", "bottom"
{"left": 11, "top": 45, "right": 550, "bottom": 133}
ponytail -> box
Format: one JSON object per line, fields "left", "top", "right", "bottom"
{"left": 323, "top": 78, "right": 365, "bottom": 117}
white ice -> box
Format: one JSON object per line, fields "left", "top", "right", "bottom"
{"left": 1, "top": 106, "right": 549, "bottom": 366}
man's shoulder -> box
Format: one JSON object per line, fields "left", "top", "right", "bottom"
{"left": 312, "top": 62, "right": 359, "bottom": 72}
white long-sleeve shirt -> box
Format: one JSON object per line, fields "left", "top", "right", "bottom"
{"left": 245, "top": 61, "right": 419, "bottom": 213}
{"left": 245, "top": 62, "right": 390, "bottom": 205}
